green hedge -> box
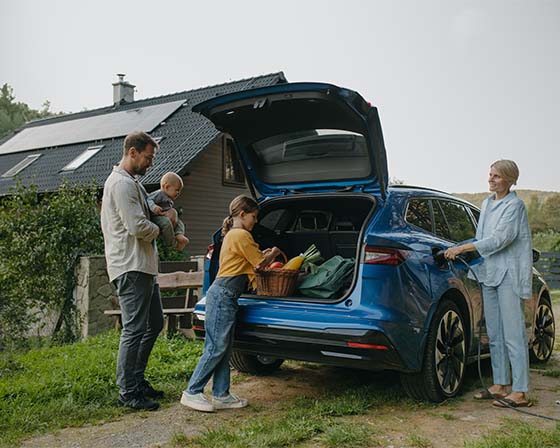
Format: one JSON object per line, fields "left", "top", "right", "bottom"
{"left": 0, "top": 182, "right": 103, "bottom": 347}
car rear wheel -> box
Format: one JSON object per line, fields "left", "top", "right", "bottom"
{"left": 530, "top": 296, "right": 555, "bottom": 363}
{"left": 230, "top": 351, "right": 284, "bottom": 374}
{"left": 401, "top": 300, "right": 467, "bottom": 402}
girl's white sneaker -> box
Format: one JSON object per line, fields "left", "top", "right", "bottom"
{"left": 180, "top": 392, "right": 215, "bottom": 412}
{"left": 212, "top": 393, "right": 248, "bottom": 409}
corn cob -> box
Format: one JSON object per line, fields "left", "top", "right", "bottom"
{"left": 282, "top": 244, "right": 321, "bottom": 271}
{"left": 283, "top": 255, "right": 305, "bottom": 270}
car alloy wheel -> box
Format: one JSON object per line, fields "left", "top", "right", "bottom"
{"left": 530, "top": 298, "right": 555, "bottom": 363}
{"left": 400, "top": 300, "right": 466, "bottom": 401}
{"left": 434, "top": 309, "right": 466, "bottom": 396}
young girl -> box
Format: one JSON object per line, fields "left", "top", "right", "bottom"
{"left": 181, "top": 195, "right": 280, "bottom": 412}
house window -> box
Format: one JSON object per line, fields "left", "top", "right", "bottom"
{"left": 223, "top": 137, "right": 245, "bottom": 187}
{"left": 61, "top": 145, "right": 104, "bottom": 172}
{"left": 1, "top": 154, "right": 41, "bottom": 177}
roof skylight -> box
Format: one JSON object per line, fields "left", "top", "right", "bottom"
{"left": 61, "top": 145, "right": 104, "bottom": 172}
{"left": 1, "top": 154, "right": 42, "bottom": 177}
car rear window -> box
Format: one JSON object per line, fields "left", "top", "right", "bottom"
{"left": 249, "top": 129, "right": 372, "bottom": 184}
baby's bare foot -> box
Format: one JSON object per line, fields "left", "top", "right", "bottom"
{"left": 175, "top": 235, "right": 189, "bottom": 250}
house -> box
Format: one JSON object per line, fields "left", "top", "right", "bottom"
{"left": 0, "top": 72, "right": 287, "bottom": 256}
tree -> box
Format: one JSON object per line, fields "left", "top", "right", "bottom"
{"left": 527, "top": 194, "right": 547, "bottom": 233}
{"left": 0, "top": 182, "right": 103, "bottom": 347}
{"left": 0, "top": 84, "right": 60, "bottom": 139}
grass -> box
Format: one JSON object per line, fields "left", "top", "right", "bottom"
{"left": 407, "top": 433, "right": 433, "bottom": 448}
{"left": 318, "top": 421, "right": 377, "bottom": 447}
{"left": 3, "top": 289, "right": 560, "bottom": 447}
{"left": 464, "top": 419, "right": 560, "bottom": 448}
{"left": 171, "top": 378, "right": 418, "bottom": 448}
{"left": 0, "top": 331, "right": 202, "bottom": 447}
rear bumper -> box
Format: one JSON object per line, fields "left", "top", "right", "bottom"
{"left": 192, "top": 317, "right": 410, "bottom": 372}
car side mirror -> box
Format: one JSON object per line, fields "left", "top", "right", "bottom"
{"left": 533, "top": 249, "right": 540, "bottom": 263}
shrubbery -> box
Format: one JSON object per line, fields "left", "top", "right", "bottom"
{"left": 528, "top": 193, "right": 560, "bottom": 251}
{"left": 0, "top": 182, "right": 103, "bottom": 347}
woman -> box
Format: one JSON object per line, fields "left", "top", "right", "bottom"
{"left": 445, "top": 160, "right": 533, "bottom": 408}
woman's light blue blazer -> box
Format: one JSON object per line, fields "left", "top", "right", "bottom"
{"left": 472, "top": 191, "right": 533, "bottom": 299}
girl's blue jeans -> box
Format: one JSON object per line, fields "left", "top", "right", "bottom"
{"left": 186, "top": 283, "right": 239, "bottom": 397}
{"left": 482, "top": 273, "right": 530, "bottom": 392}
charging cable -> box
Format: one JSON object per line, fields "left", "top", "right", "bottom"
{"left": 447, "top": 254, "right": 560, "bottom": 421}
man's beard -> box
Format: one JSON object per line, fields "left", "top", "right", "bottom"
{"left": 134, "top": 166, "right": 147, "bottom": 176}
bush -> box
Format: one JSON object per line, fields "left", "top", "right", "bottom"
{"left": 533, "top": 230, "right": 560, "bottom": 252}
{"left": 0, "top": 182, "right": 103, "bottom": 347}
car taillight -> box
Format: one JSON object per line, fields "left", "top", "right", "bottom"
{"left": 206, "top": 244, "right": 215, "bottom": 260}
{"left": 363, "top": 246, "right": 407, "bottom": 266}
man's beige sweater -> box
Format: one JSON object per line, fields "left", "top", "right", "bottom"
{"left": 101, "top": 166, "right": 160, "bottom": 282}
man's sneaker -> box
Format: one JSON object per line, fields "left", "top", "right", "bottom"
{"left": 140, "top": 381, "right": 164, "bottom": 399}
{"left": 180, "top": 392, "right": 215, "bottom": 412}
{"left": 212, "top": 393, "right": 248, "bottom": 409}
{"left": 118, "top": 394, "right": 160, "bottom": 411}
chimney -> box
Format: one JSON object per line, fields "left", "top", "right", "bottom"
{"left": 112, "top": 73, "right": 135, "bottom": 105}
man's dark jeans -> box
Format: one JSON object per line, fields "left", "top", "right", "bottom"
{"left": 113, "top": 271, "right": 164, "bottom": 399}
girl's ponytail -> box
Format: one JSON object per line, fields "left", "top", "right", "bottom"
{"left": 221, "top": 195, "right": 259, "bottom": 236}
{"left": 221, "top": 215, "right": 234, "bottom": 236}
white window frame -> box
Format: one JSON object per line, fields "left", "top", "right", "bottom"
{"left": 60, "top": 145, "right": 104, "bottom": 172}
{"left": 1, "top": 154, "right": 42, "bottom": 177}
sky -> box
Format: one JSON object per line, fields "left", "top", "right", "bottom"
{"left": 1, "top": 0, "right": 559, "bottom": 193}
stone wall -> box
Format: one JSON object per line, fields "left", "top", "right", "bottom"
{"left": 74, "top": 255, "right": 205, "bottom": 338}
{"left": 74, "top": 256, "right": 117, "bottom": 338}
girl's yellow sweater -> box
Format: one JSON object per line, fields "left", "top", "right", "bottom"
{"left": 216, "top": 228, "right": 265, "bottom": 290}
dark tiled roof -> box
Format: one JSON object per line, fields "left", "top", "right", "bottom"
{"left": 0, "top": 72, "right": 286, "bottom": 196}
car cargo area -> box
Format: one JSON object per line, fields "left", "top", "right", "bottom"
{"left": 209, "top": 193, "right": 377, "bottom": 302}
{"left": 256, "top": 193, "right": 374, "bottom": 258}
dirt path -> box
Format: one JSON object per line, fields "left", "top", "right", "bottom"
{"left": 22, "top": 304, "right": 560, "bottom": 448}
{"left": 20, "top": 361, "right": 560, "bottom": 448}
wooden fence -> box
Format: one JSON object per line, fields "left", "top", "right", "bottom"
{"left": 535, "top": 251, "right": 560, "bottom": 289}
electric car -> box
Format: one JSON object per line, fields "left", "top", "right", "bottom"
{"left": 191, "top": 82, "right": 555, "bottom": 402}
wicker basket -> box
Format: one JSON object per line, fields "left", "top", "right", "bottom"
{"left": 255, "top": 251, "right": 299, "bottom": 296}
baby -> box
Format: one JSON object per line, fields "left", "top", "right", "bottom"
{"left": 147, "top": 172, "right": 190, "bottom": 250}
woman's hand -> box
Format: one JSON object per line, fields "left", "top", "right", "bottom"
{"left": 444, "top": 245, "right": 463, "bottom": 260}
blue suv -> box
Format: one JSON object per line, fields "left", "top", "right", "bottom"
{"left": 191, "top": 82, "right": 555, "bottom": 402}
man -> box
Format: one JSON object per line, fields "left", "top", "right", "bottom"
{"left": 101, "top": 131, "right": 163, "bottom": 411}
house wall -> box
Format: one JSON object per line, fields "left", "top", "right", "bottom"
{"left": 175, "top": 137, "right": 251, "bottom": 257}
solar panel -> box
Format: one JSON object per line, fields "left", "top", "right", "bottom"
{"left": 0, "top": 100, "right": 185, "bottom": 155}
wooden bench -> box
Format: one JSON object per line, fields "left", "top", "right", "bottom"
{"left": 104, "top": 270, "right": 204, "bottom": 337}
